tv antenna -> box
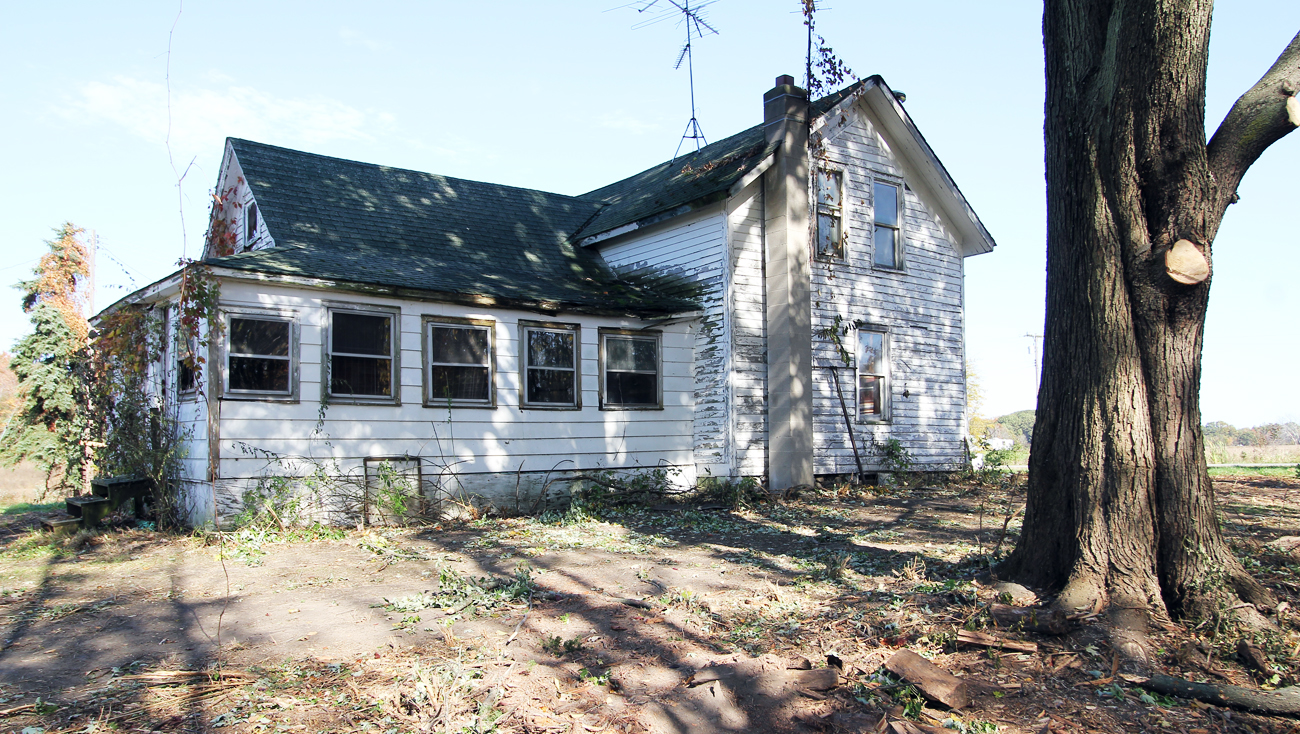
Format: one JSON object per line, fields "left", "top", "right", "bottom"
{"left": 623, "top": 0, "right": 719, "bottom": 159}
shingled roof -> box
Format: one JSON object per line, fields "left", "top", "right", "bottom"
{"left": 208, "top": 139, "right": 697, "bottom": 316}
{"left": 203, "top": 82, "right": 901, "bottom": 315}
{"left": 573, "top": 81, "right": 866, "bottom": 241}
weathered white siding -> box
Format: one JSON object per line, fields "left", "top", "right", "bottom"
{"left": 595, "top": 205, "right": 729, "bottom": 478}
{"left": 202, "top": 279, "right": 697, "bottom": 521}
{"left": 725, "top": 181, "right": 768, "bottom": 478}
{"left": 809, "top": 106, "right": 967, "bottom": 472}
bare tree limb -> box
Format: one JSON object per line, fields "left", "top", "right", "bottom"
{"left": 1207, "top": 30, "right": 1300, "bottom": 215}
{"left": 1137, "top": 673, "right": 1300, "bottom": 716}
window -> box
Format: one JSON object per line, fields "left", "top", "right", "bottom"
{"left": 328, "top": 307, "right": 398, "bottom": 401}
{"left": 425, "top": 318, "right": 494, "bottom": 407}
{"left": 858, "top": 329, "right": 888, "bottom": 420}
{"left": 177, "top": 331, "right": 198, "bottom": 396}
{"left": 520, "top": 322, "right": 579, "bottom": 408}
{"left": 873, "top": 181, "right": 902, "bottom": 269}
{"left": 225, "top": 314, "right": 294, "bottom": 398}
{"left": 243, "top": 202, "right": 259, "bottom": 252}
{"left": 815, "top": 169, "right": 844, "bottom": 259}
{"left": 600, "top": 330, "right": 661, "bottom": 409}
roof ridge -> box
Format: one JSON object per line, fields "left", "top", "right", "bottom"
{"left": 227, "top": 137, "right": 590, "bottom": 204}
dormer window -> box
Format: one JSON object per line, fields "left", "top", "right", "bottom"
{"left": 243, "top": 202, "right": 259, "bottom": 251}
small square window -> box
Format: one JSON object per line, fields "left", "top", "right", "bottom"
{"left": 328, "top": 307, "right": 398, "bottom": 401}
{"left": 601, "top": 331, "right": 661, "bottom": 409}
{"left": 225, "top": 315, "right": 294, "bottom": 397}
{"left": 815, "top": 169, "right": 844, "bottom": 259}
{"left": 425, "top": 318, "right": 494, "bottom": 407}
{"left": 520, "top": 322, "right": 579, "bottom": 409}
{"left": 873, "top": 181, "right": 902, "bottom": 269}
{"left": 859, "top": 330, "right": 888, "bottom": 421}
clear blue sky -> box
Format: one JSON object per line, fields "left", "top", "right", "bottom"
{"left": 1, "top": 1, "right": 1296, "bottom": 427}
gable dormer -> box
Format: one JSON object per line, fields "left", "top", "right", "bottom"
{"left": 204, "top": 139, "right": 276, "bottom": 260}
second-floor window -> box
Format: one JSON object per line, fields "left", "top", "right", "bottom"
{"left": 873, "top": 181, "right": 903, "bottom": 269}
{"left": 815, "top": 169, "right": 844, "bottom": 259}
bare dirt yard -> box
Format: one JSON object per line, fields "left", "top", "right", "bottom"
{"left": 1, "top": 473, "right": 1298, "bottom": 733}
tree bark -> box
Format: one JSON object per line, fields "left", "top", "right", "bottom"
{"left": 1001, "top": 1, "right": 1299, "bottom": 626}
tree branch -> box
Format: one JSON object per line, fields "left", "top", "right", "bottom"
{"left": 1207, "top": 30, "right": 1300, "bottom": 215}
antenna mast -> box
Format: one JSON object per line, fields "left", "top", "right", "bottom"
{"left": 626, "top": 0, "right": 719, "bottom": 158}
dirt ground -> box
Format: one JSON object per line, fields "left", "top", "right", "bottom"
{"left": 1, "top": 474, "right": 1298, "bottom": 733}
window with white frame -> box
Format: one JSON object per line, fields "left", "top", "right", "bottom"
{"left": 328, "top": 307, "right": 397, "bottom": 400}
{"left": 815, "top": 169, "right": 844, "bottom": 259}
{"left": 600, "top": 330, "right": 661, "bottom": 409}
{"left": 425, "top": 318, "right": 494, "bottom": 407}
{"left": 873, "top": 181, "right": 903, "bottom": 269}
{"left": 225, "top": 314, "right": 294, "bottom": 398}
{"left": 521, "top": 322, "right": 579, "bottom": 408}
{"left": 858, "top": 329, "right": 888, "bottom": 420}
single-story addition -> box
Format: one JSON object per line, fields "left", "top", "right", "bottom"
{"left": 104, "top": 74, "right": 995, "bottom": 526}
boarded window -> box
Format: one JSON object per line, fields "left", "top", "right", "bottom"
{"left": 873, "top": 181, "right": 902, "bottom": 268}
{"left": 227, "top": 316, "right": 292, "bottom": 394}
{"left": 427, "top": 322, "right": 492, "bottom": 405}
{"left": 330, "top": 310, "right": 394, "bottom": 398}
{"left": 602, "top": 333, "right": 660, "bottom": 408}
{"left": 523, "top": 325, "right": 578, "bottom": 407}
{"left": 859, "top": 330, "right": 888, "bottom": 420}
{"left": 815, "top": 169, "right": 844, "bottom": 259}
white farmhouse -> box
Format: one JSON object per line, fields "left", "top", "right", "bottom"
{"left": 103, "top": 75, "right": 995, "bottom": 525}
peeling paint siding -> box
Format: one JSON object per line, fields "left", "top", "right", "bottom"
{"left": 812, "top": 109, "right": 968, "bottom": 472}
{"left": 205, "top": 281, "right": 698, "bottom": 510}
{"left": 726, "top": 182, "right": 768, "bottom": 478}
{"left": 595, "top": 206, "right": 731, "bottom": 478}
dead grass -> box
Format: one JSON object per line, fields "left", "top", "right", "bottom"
{"left": 1207, "top": 444, "right": 1300, "bottom": 465}
{"left": 0, "top": 462, "right": 49, "bottom": 508}
{"left": 0, "top": 475, "right": 1297, "bottom": 734}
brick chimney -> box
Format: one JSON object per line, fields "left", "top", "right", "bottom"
{"left": 762, "top": 75, "right": 814, "bottom": 491}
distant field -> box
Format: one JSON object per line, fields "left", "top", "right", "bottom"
{"left": 0, "top": 463, "right": 49, "bottom": 508}
{"left": 1206, "top": 443, "right": 1300, "bottom": 465}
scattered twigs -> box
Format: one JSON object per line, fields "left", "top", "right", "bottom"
{"left": 956, "top": 629, "right": 1037, "bottom": 653}
{"left": 0, "top": 704, "right": 36, "bottom": 717}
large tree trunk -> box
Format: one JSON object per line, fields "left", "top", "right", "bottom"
{"left": 1001, "top": 0, "right": 1299, "bottom": 627}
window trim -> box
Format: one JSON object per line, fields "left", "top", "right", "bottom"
{"left": 220, "top": 308, "right": 299, "bottom": 402}
{"left": 872, "top": 178, "right": 905, "bottom": 271}
{"left": 813, "top": 166, "right": 847, "bottom": 261}
{"left": 598, "top": 328, "right": 663, "bottom": 411}
{"left": 422, "top": 316, "right": 496, "bottom": 409}
{"left": 323, "top": 302, "right": 401, "bottom": 405}
{"left": 518, "top": 320, "right": 581, "bottom": 410}
{"left": 857, "top": 326, "right": 890, "bottom": 423}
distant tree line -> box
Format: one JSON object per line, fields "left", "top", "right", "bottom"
{"left": 1203, "top": 420, "right": 1300, "bottom": 447}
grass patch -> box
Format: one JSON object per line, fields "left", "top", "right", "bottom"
{"left": 1208, "top": 466, "right": 1298, "bottom": 478}
{"left": 2, "top": 501, "right": 64, "bottom": 515}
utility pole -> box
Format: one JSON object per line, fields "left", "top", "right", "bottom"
{"left": 1024, "top": 333, "right": 1043, "bottom": 394}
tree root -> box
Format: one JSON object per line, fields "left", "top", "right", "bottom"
{"left": 1136, "top": 674, "right": 1300, "bottom": 716}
